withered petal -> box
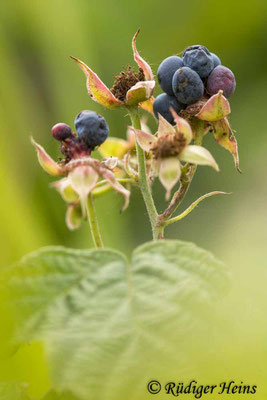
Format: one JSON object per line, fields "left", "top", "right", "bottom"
{"left": 196, "top": 90, "right": 231, "bottom": 122}
{"left": 70, "top": 56, "right": 123, "bottom": 109}
{"left": 132, "top": 29, "right": 154, "bottom": 81}
{"left": 31, "top": 137, "right": 65, "bottom": 176}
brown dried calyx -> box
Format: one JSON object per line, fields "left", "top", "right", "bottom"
{"left": 179, "top": 98, "right": 207, "bottom": 119}
{"left": 151, "top": 133, "right": 187, "bottom": 160}
{"left": 59, "top": 137, "right": 91, "bottom": 164}
{"left": 111, "top": 66, "right": 145, "bottom": 101}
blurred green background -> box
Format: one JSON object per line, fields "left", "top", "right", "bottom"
{"left": 0, "top": 0, "right": 267, "bottom": 398}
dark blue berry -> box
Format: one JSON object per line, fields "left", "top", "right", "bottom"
{"left": 51, "top": 123, "right": 73, "bottom": 141}
{"left": 74, "top": 110, "right": 109, "bottom": 149}
{"left": 206, "top": 66, "right": 236, "bottom": 98}
{"left": 172, "top": 67, "right": 204, "bottom": 105}
{"left": 183, "top": 45, "right": 210, "bottom": 56}
{"left": 157, "top": 56, "right": 183, "bottom": 96}
{"left": 211, "top": 53, "right": 221, "bottom": 68}
{"left": 153, "top": 93, "right": 184, "bottom": 125}
{"left": 183, "top": 45, "right": 214, "bottom": 78}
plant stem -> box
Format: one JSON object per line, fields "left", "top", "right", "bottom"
{"left": 86, "top": 194, "right": 103, "bottom": 248}
{"left": 127, "top": 106, "right": 161, "bottom": 240}
{"left": 158, "top": 118, "right": 205, "bottom": 225}
{"left": 158, "top": 165, "right": 197, "bottom": 222}
{"left": 164, "top": 191, "right": 228, "bottom": 226}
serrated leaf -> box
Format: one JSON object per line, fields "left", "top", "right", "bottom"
{"left": 212, "top": 117, "right": 241, "bottom": 172}
{"left": 3, "top": 241, "right": 228, "bottom": 399}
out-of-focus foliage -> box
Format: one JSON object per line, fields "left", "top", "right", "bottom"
{"left": 2, "top": 241, "right": 227, "bottom": 399}
{"left": 0, "top": 0, "right": 267, "bottom": 398}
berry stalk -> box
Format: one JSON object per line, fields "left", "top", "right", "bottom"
{"left": 127, "top": 106, "right": 163, "bottom": 240}
{"left": 86, "top": 194, "right": 104, "bottom": 248}
{"left": 157, "top": 119, "right": 204, "bottom": 224}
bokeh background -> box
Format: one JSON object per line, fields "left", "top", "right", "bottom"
{"left": 0, "top": 0, "right": 267, "bottom": 398}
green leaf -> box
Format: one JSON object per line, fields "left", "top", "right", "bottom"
{"left": 3, "top": 241, "right": 228, "bottom": 399}
{"left": 0, "top": 383, "right": 31, "bottom": 400}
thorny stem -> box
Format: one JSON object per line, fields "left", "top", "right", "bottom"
{"left": 86, "top": 194, "right": 103, "bottom": 248}
{"left": 127, "top": 106, "right": 161, "bottom": 240}
{"left": 158, "top": 119, "right": 205, "bottom": 226}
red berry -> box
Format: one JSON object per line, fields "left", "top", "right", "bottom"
{"left": 51, "top": 123, "right": 73, "bottom": 141}
{"left": 206, "top": 66, "right": 236, "bottom": 98}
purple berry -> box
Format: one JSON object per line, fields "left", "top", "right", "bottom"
{"left": 51, "top": 123, "right": 73, "bottom": 141}
{"left": 172, "top": 67, "right": 204, "bottom": 105}
{"left": 157, "top": 56, "right": 183, "bottom": 96}
{"left": 153, "top": 93, "right": 184, "bottom": 125}
{"left": 211, "top": 53, "right": 221, "bottom": 68}
{"left": 206, "top": 65, "right": 236, "bottom": 98}
{"left": 74, "top": 110, "right": 109, "bottom": 149}
{"left": 183, "top": 45, "right": 214, "bottom": 78}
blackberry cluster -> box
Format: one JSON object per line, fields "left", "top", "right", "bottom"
{"left": 51, "top": 111, "right": 109, "bottom": 161}
{"left": 154, "top": 45, "right": 236, "bottom": 124}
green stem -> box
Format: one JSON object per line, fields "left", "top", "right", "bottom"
{"left": 86, "top": 194, "right": 103, "bottom": 248}
{"left": 158, "top": 119, "right": 205, "bottom": 225}
{"left": 165, "top": 191, "right": 228, "bottom": 226}
{"left": 127, "top": 106, "right": 161, "bottom": 240}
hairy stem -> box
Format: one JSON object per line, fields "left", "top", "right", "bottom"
{"left": 127, "top": 106, "right": 162, "bottom": 240}
{"left": 86, "top": 194, "right": 103, "bottom": 248}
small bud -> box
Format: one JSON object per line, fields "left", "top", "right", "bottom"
{"left": 51, "top": 123, "right": 73, "bottom": 141}
{"left": 102, "top": 157, "right": 118, "bottom": 169}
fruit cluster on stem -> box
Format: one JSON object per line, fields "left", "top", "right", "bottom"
{"left": 33, "top": 33, "right": 238, "bottom": 248}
